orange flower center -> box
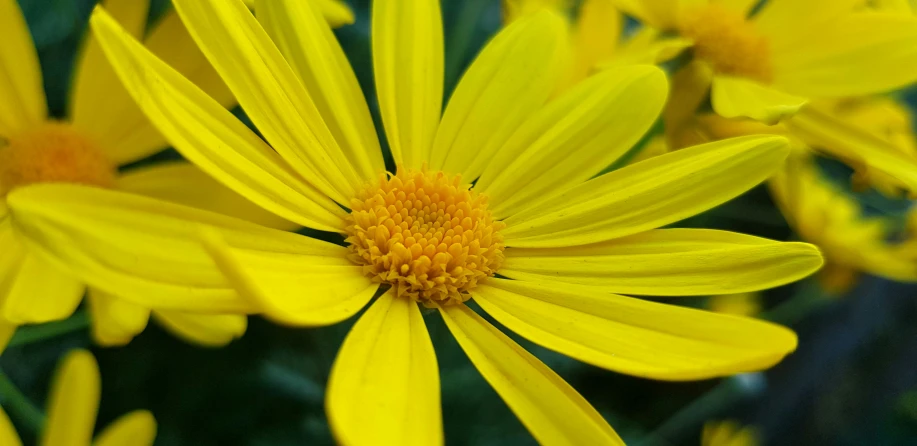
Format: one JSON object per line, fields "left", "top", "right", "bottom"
{"left": 678, "top": 4, "right": 773, "bottom": 83}
{"left": 0, "top": 122, "right": 116, "bottom": 197}
{"left": 345, "top": 169, "right": 505, "bottom": 306}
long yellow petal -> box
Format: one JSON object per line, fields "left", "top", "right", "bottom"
{"left": 117, "top": 162, "right": 299, "bottom": 231}
{"left": 90, "top": 7, "right": 345, "bottom": 232}
{"left": 243, "top": 0, "right": 355, "bottom": 26}
{"left": 0, "top": 320, "right": 14, "bottom": 356}
{"left": 786, "top": 104, "right": 917, "bottom": 195}
{"left": 771, "top": 13, "right": 917, "bottom": 97}
{"left": 74, "top": 8, "right": 238, "bottom": 165}
{"left": 501, "top": 135, "right": 790, "bottom": 247}
{"left": 70, "top": 0, "right": 152, "bottom": 162}
{"left": 0, "top": 0, "right": 46, "bottom": 135}
{"left": 753, "top": 0, "right": 860, "bottom": 46}
{"left": 41, "top": 350, "right": 100, "bottom": 446}
{"left": 152, "top": 311, "right": 246, "bottom": 347}
{"left": 564, "top": 0, "right": 621, "bottom": 88}
{"left": 501, "top": 229, "right": 823, "bottom": 295}
{"left": 439, "top": 304, "right": 623, "bottom": 445}
{"left": 7, "top": 184, "right": 289, "bottom": 312}
{"left": 327, "top": 292, "right": 441, "bottom": 446}
{"left": 257, "top": 0, "right": 384, "bottom": 183}
{"left": 1, "top": 253, "right": 85, "bottom": 325}
{"left": 172, "top": 0, "right": 365, "bottom": 202}
{"left": 0, "top": 407, "right": 21, "bottom": 446}
{"left": 430, "top": 11, "right": 567, "bottom": 179}
{"left": 710, "top": 75, "right": 807, "bottom": 124}
{"left": 373, "top": 0, "right": 444, "bottom": 169}
{"left": 199, "top": 229, "right": 377, "bottom": 327}
{"left": 474, "top": 279, "right": 798, "bottom": 380}
{"left": 477, "top": 65, "right": 667, "bottom": 220}
{"left": 93, "top": 410, "right": 156, "bottom": 446}
{"left": 88, "top": 288, "right": 151, "bottom": 347}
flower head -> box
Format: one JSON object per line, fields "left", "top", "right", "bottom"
{"left": 9, "top": 0, "right": 826, "bottom": 443}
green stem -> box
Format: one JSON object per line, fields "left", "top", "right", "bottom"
{"left": 8, "top": 310, "right": 90, "bottom": 348}
{"left": 0, "top": 368, "right": 45, "bottom": 432}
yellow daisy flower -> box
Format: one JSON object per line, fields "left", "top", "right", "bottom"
{"left": 610, "top": 0, "right": 917, "bottom": 124}
{"left": 702, "top": 421, "right": 758, "bottom": 446}
{"left": 0, "top": 350, "right": 156, "bottom": 446}
{"left": 0, "top": 0, "right": 357, "bottom": 349}
{"left": 10, "top": 0, "right": 824, "bottom": 443}
{"left": 770, "top": 151, "right": 917, "bottom": 294}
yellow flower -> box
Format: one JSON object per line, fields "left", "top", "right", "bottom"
{"left": 10, "top": 0, "right": 824, "bottom": 443}
{"left": 0, "top": 0, "right": 351, "bottom": 348}
{"left": 702, "top": 421, "right": 758, "bottom": 446}
{"left": 611, "top": 0, "right": 917, "bottom": 124}
{"left": 0, "top": 350, "right": 156, "bottom": 446}
{"left": 770, "top": 151, "right": 917, "bottom": 293}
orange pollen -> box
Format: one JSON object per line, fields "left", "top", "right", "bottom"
{"left": 345, "top": 169, "right": 506, "bottom": 306}
{"left": 678, "top": 4, "right": 773, "bottom": 83}
{"left": 0, "top": 122, "right": 116, "bottom": 197}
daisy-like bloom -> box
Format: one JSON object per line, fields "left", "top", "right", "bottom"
{"left": 770, "top": 151, "right": 917, "bottom": 294}
{"left": 702, "top": 421, "right": 757, "bottom": 446}
{"left": 609, "top": 0, "right": 917, "bottom": 124}
{"left": 11, "top": 0, "right": 823, "bottom": 443}
{"left": 0, "top": 350, "right": 156, "bottom": 446}
{"left": 0, "top": 0, "right": 317, "bottom": 349}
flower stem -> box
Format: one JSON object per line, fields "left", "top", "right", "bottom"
{"left": 8, "top": 310, "right": 90, "bottom": 348}
{"left": 0, "top": 368, "right": 45, "bottom": 432}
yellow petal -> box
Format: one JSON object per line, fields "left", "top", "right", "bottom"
{"left": 373, "top": 0, "right": 444, "bottom": 169}
{"left": 326, "top": 292, "right": 441, "bottom": 446}
{"left": 711, "top": 75, "right": 807, "bottom": 124}
{"left": 7, "top": 184, "right": 278, "bottom": 312}
{"left": 501, "top": 229, "right": 823, "bottom": 295}
{"left": 0, "top": 0, "right": 47, "bottom": 135}
{"left": 74, "top": 7, "right": 238, "bottom": 165}
{"left": 87, "top": 288, "right": 151, "bottom": 347}
{"left": 118, "top": 162, "right": 299, "bottom": 231}
{"left": 70, "top": 0, "right": 152, "bottom": 163}
{"left": 771, "top": 13, "right": 917, "bottom": 97}
{"left": 786, "top": 104, "right": 917, "bottom": 195}
{"left": 607, "top": 0, "right": 682, "bottom": 28}
{"left": 712, "top": 0, "right": 758, "bottom": 15}
{"left": 90, "top": 6, "right": 345, "bottom": 232}
{"left": 606, "top": 31, "right": 693, "bottom": 67}
{"left": 430, "top": 11, "right": 567, "bottom": 180}
{"left": 477, "top": 65, "right": 667, "bottom": 220}
{"left": 316, "top": 0, "right": 356, "bottom": 27}
{"left": 474, "top": 279, "right": 798, "bottom": 380}
{"left": 152, "top": 311, "right": 246, "bottom": 347}
{"left": 753, "top": 0, "right": 859, "bottom": 46}
{"left": 41, "top": 350, "right": 100, "bottom": 446}
{"left": 1, "top": 252, "right": 85, "bottom": 325}
{"left": 199, "top": 229, "right": 376, "bottom": 326}
{"left": 501, "top": 135, "right": 790, "bottom": 247}
{"left": 93, "top": 410, "right": 156, "bottom": 446}
{"left": 439, "top": 304, "right": 623, "bottom": 445}
{"left": 256, "top": 0, "right": 384, "bottom": 183}
{"left": 0, "top": 320, "right": 15, "bottom": 356}
{"left": 0, "top": 407, "right": 22, "bottom": 446}
{"left": 172, "top": 0, "right": 365, "bottom": 202}
{"left": 664, "top": 61, "right": 714, "bottom": 143}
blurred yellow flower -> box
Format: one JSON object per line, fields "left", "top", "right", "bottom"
{"left": 8, "top": 0, "right": 826, "bottom": 443}
{"left": 702, "top": 421, "right": 758, "bottom": 446}
{"left": 708, "top": 292, "right": 762, "bottom": 317}
{"left": 0, "top": 0, "right": 296, "bottom": 349}
{"left": 0, "top": 350, "right": 156, "bottom": 446}
{"left": 770, "top": 152, "right": 917, "bottom": 293}
{"left": 612, "top": 0, "right": 917, "bottom": 124}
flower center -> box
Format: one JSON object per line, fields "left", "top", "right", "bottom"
{"left": 678, "top": 4, "right": 773, "bottom": 83}
{"left": 345, "top": 169, "right": 505, "bottom": 306}
{"left": 0, "top": 122, "right": 116, "bottom": 197}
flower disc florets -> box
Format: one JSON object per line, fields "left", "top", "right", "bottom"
{"left": 345, "top": 169, "right": 505, "bottom": 306}
{"left": 0, "top": 122, "right": 115, "bottom": 197}
{"left": 678, "top": 4, "right": 773, "bottom": 83}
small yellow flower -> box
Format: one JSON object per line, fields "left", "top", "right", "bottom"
{"left": 611, "top": 0, "right": 917, "bottom": 124}
{"left": 0, "top": 350, "right": 156, "bottom": 446}
{"left": 770, "top": 151, "right": 917, "bottom": 293}
{"left": 702, "top": 421, "right": 758, "bottom": 446}
{"left": 0, "top": 0, "right": 346, "bottom": 349}
{"left": 10, "top": 0, "right": 824, "bottom": 444}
